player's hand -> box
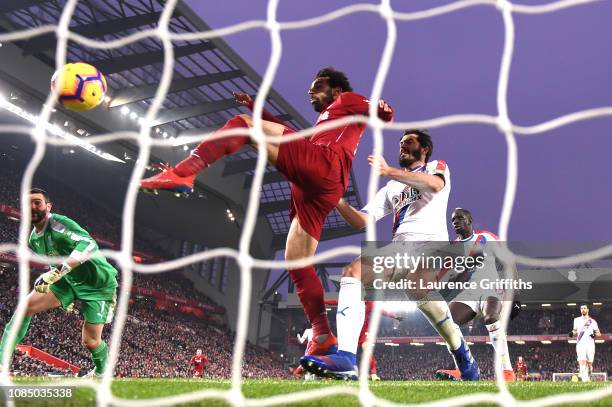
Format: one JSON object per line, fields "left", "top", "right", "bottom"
{"left": 233, "top": 92, "right": 253, "bottom": 107}
{"left": 377, "top": 99, "right": 393, "bottom": 122}
{"left": 568, "top": 330, "right": 574, "bottom": 338}
{"left": 368, "top": 155, "right": 391, "bottom": 177}
{"left": 590, "top": 332, "right": 597, "bottom": 339}
{"left": 34, "top": 268, "right": 60, "bottom": 293}
{"left": 34, "top": 263, "right": 71, "bottom": 293}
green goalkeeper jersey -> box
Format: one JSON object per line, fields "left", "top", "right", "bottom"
{"left": 28, "top": 213, "right": 118, "bottom": 293}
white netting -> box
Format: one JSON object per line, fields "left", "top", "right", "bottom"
{"left": 1, "top": 0, "right": 611, "bottom": 406}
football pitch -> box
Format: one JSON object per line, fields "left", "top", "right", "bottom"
{"left": 7, "top": 378, "right": 612, "bottom": 406}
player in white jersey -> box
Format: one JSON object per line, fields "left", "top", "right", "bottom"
{"left": 296, "top": 327, "right": 318, "bottom": 380}
{"left": 360, "top": 155, "right": 450, "bottom": 242}
{"left": 297, "top": 327, "right": 314, "bottom": 347}
{"left": 570, "top": 304, "right": 601, "bottom": 382}
{"left": 302, "top": 129, "right": 479, "bottom": 381}
{"left": 436, "top": 208, "right": 516, "bottom": 382}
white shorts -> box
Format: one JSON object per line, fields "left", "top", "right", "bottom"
{"left": 576, "top": 342, "right": 595, "bottom": 363}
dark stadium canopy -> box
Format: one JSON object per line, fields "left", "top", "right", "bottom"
{"left": 0, "top": 0, "right": 362, "bottom": 249}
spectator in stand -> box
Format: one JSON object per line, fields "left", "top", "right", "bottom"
{"left": 0, "top": 269, "right": 288, "bottom": 379}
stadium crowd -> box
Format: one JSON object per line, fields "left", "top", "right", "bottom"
{"left": 0, "top": 158, "right": 168, "bottom": 259}
{"left": 374, "top": 342, "right": 612, "bottom": 380}
{"left": 374, "top": 306, "right": 611, "bottom": 337}
{"left": 11, "top": 349, "right": 74, "bottom": 377}
{"left": 0, "top": 270, "right": 289, "bottom": 379}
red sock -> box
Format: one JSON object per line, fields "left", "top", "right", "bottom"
{"left": 175, "top": 116, "right": 250, "bottom": 177}
{"left": 288, "top": 266, "right": 330, "bottom": 338}
{"left": 370, "top": 355, "right": 377, "bottom": 375}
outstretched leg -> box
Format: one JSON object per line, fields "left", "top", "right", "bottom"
{"left": 0, "top": 290, "right": 61, "bottom": 362}
{"left": 140, "top": 114, "right": 288, "bottom": 193}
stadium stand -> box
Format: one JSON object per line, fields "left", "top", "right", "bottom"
{"left": 374, "top": 342, "right": 612, "bottom": 381}
{"left": 0, "top": 269, "right": 289, "bottom": 378}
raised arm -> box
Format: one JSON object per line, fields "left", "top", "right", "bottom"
{"left": 368, "top": 155, "right": 445, "bottom": 193}
{"left": 233, "top": 92, "right": 289, "bottom": 127}
{"left": 375, "top": 99, "right": 394, "bottom": 122}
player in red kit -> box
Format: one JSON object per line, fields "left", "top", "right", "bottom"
{"left": 140, "top": 67, "right": 393, "bottom": 357}
{"left": 515, "top": 356, "right": 527, "bottom": 382}
{"left": 324, "top": 300, "right": 402, "bottom": 380}
{"left": 189, "top": 349, "right": 209, "bottom": 378}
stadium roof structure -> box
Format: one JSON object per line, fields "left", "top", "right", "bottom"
{"left": 0, "top": 0, "right": 362, "bottom": 249}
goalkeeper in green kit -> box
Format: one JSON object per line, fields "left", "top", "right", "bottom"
{"left": 0, "top": 188, "right": 118, "bottom": 377}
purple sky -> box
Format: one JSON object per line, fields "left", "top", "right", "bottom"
{"left": 186, "top": 0, "right": 612, "bottom": 255}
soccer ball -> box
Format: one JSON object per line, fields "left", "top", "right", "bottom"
{"left": 50, "top": 62, "right": 107, "bottom": 111}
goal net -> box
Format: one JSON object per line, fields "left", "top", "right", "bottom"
{"left": 1, "top": 0, "right": 612, "bottom": 406}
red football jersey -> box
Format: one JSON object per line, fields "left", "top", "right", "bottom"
{"left": 311, "top": 92, "right": 393, "bottom": 188}
{"left": 190, "top": 355, "right": 208, "bottom": 368}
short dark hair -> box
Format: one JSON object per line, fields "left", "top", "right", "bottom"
{"left": 30, "top": 188, "right": 51, "bottom": 202}
{"left": 315, "top": 67, "right": 353, "bottom": 92}
{"left": 454, "top": 207, "right": 473, "bottom": 222}
{"left": 403, "top": 129, "right": 433, "bottom": 162}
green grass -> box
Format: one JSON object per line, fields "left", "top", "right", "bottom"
{"left": 5, "top": 378, "right": 611, "bottom": 406}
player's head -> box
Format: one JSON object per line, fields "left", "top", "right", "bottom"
{"left": 29, "top": 188, "right": 52, "bottom": 225}
{"left": 518, "top": 356, "right": 523, "bottom": 361}
{"left": 308, "top": 67, "right": 352, "bottom": 112}
{"left": 451, "top": 208, "right": 473, "bottom": 238}
{"left": 580, "top": 304, "right": 589, "bottom": 316}
{"left": 399, "top": 129, "right": 433, "bottom": 168}
{"left": 196, "top": 349, "right": 202, "bottom": 356}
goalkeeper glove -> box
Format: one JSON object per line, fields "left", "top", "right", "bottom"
{"left": 34, "top": 262, "right": 72, "bottom": 293}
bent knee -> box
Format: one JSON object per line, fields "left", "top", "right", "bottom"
{"left": 82, "top": 337, "right": 101, "bottom": 350}
{"left": 483, "top": 315, "right": 500, "bottom": 326}
{"left": 236, "top": 114, "right": 252, "bottom": 126}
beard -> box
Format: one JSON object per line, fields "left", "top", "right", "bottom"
{"left": 311, "top": 91, "right": 334, "bottom": 113}
{"left": 312, "top": 100, "right": 324, "bottom": 112}
{"left": 398, "top": 148, "right": 422, "bottom": 168}
{"left": 31, "top": 209, "right": 47, "bottom": 225}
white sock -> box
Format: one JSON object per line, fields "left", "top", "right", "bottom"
{"left": 486, "top": 321, "right": 512, "bottom": 371}
{"left": 336, "top": 277, "right": 365, "bottom": 354}
{"left": 580, "top": 364, "right": 589, "bottom": 382}
{"left": 417, "top": 294, "right": 462, "bottom": 350}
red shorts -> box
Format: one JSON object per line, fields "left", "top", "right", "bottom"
{"left": 276, "top": 129, "right": 345, "bottom": 240}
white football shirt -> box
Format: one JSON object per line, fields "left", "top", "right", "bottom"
{"left": 361, "top": 160, "right": 450, "bottom": 241}
{"left": 573, "top": 316, "right": 599, "bottom": 345}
